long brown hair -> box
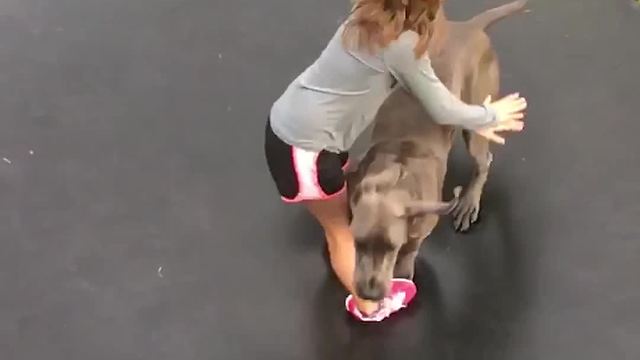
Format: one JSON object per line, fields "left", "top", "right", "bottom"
{"left": 342, "top": 0, "right": 441, "bottom": 58}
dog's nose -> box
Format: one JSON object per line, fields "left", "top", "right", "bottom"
{"left": 356, "top": 277, "right": 386, "bottom": 301}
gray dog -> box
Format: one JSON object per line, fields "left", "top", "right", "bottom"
{"left": 347, "top": 0, "right": 528, "bottom": 301}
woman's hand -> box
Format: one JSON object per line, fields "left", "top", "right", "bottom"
{"left": 475, "top": 93, "right": 527, "bottom": 145}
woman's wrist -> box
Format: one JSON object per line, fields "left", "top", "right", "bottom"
{"left": 480, "top": 104, "right": 498, "bottom": 128}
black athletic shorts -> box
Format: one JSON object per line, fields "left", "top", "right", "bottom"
{"left": 264, "top": 118, "right": 349, "bottom": 203}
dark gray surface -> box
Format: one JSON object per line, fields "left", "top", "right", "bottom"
{"left": 1, "top": 0, "right": 639, "bottom": 359}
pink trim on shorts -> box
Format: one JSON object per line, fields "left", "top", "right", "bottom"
{"left": 341, "top": 159, "right": 351, "bottom": 172}
{"left": 280, "top": 147, "right": 346, "bottom": 203}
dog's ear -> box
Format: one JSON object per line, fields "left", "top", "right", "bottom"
{"left": 404, "top": 186, "right": 462, "bottom": 217}
{"left": 349, "top": 192, "right": 381, "bottom": 238}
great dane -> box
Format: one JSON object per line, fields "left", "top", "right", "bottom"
{"left": 347, "top": 0, "right": 528, "bottom": 301}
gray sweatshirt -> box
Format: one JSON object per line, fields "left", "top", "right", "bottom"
{"left": 269, "top": 25, "right": 497, "bottom": 153}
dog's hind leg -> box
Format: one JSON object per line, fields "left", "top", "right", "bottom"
{"left": 453, "top": 47, "right": 498, "bottom": 232}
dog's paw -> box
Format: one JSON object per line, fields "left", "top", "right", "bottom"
{"left": 452, "top": 190, "right": 482, "bottom": 233}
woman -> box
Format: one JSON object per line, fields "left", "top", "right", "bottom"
{"left": 264, "top": 0, "right": 527, "bottom": 321}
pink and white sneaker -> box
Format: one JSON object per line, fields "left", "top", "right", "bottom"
{"left": 345, "top": 278, "right": 418, "bottom": 322}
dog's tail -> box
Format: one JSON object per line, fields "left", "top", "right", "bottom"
{"left": 405, "top": 187, "right": 462, "bottom": 216}
{"left": 469, "top": 0, "right": 529, "bottom": 30}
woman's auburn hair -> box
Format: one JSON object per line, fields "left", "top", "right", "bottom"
{"left": 342, "top": 0, "right": 441, "bottom": 58}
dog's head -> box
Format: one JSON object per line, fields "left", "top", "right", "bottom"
{"left": 349, "top": 163, "right": 459, "bottom": 301}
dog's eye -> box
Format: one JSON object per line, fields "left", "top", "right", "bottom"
{"left": 355, "top": 237, "right": 395, "bottom": 253}
{"left": 376, "top": 240, "right": 396, "bottom": 252}
{"left": 354, "top": 240, "right": 369, "bottom": 252}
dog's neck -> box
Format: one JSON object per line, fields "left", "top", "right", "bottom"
{"left": 428, "top": 7, "right": 449, "bottom": 56}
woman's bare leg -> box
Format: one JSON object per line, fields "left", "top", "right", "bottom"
{"left": 304, "top": 192, "right": 378, "bottom": 314}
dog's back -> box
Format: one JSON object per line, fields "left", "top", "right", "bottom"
{"left": 364, "top": 15, "right": 496, "bottom": 205}
{"left": 366, "top": 0, "right": 528, "bottom": 180}
{"left": 371, "top": 0, "right": 529, "bottom": 148}
{"left": 350, "top": 0, "right": 528, "bottom": 232}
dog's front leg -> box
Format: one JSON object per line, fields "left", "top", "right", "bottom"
{"left": 453, "top": 130, "right": 493, "bottom": 232}
{"left": 394, "top": 238, "right": 421, "bottom": 279}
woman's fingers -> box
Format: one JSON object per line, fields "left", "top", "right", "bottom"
{"left": 499, "top": 98, "right": 527, "bottom": 112}
{"left": 475, "top": 128, "right": 506, "bottom": 144}
{"left": 495, "top": 120, "right": 524, "bottom": 132}
{"left": 477, "top": 92, "right": 528, "bottom": 145}
{"left": 483, "top": 131, "right": 506, "bottom": 145}
{"left": 503, "top": 92, "right": 520, "bottom": 101}
{"left": 508, "top": 98, "right": 528, "bottom": 112}
{"left": 487, "top": 93, "right": 528, "bottom": 124}
{"left": 496, "top": 111, "right": 523, "bottom": 123}
{"left": 510, "top": 120, "right": 525, "bottom": 131}
{"left": 475, "top": 118, "right": 525, "bottom": 144}
{"left": 495, "top": 93, "right": 522, "bottom": 106}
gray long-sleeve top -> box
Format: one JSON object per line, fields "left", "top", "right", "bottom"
{"left": 269, "top": 25, "right": 497, "bottom": 153}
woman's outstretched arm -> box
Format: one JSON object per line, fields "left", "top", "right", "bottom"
{"left": 382, "top": 31, "right": 525, "bottom": 138}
